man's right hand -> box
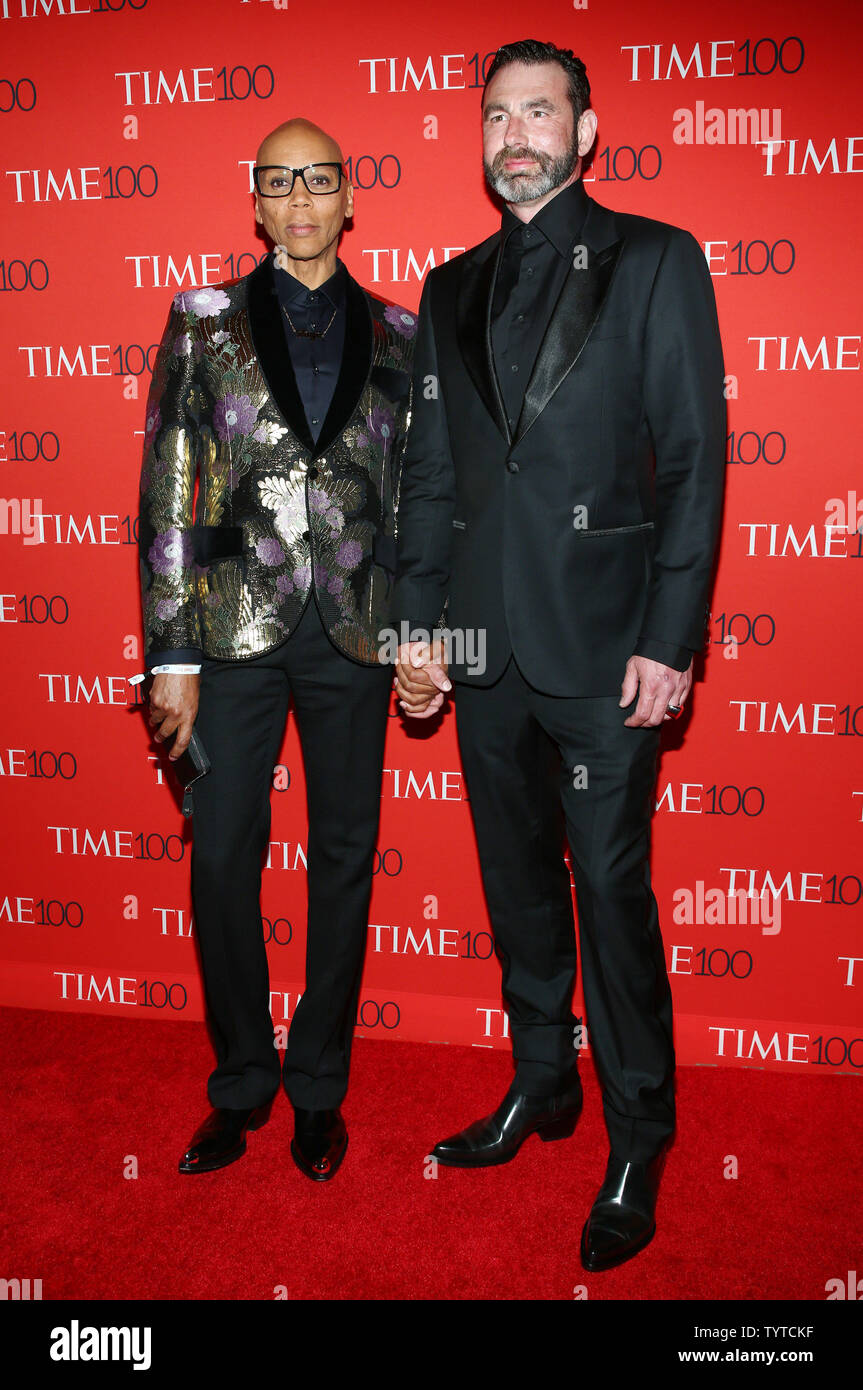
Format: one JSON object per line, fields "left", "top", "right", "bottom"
{"left": 148, "top": 673, "right": 201, "bottom": 758}
{"left": 395, "top": 641, "right": 451, "bottom": 719}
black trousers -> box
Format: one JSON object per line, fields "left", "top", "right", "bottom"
{"left": 453, "top": 655, "right": 675, "bottom": 1162}
{"left": 189, "top": 596, "right": 392, "bottom": 1110}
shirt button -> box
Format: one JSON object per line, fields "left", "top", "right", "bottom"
{"left": 506, "top": 460, "right": 519, "bottom": 473}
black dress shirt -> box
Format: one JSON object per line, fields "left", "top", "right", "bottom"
{"left": 274, "top": 257, "right": 347, "bottom": 444}
{"left": 490, "top": 179, "right": 589, "bottom": 433}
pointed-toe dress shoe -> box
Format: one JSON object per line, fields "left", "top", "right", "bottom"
{"left": 291, "top": 1107, "right": 348, "bottom": 1182}
{"left": 580, "top": 1150, "right": 667, "bottom": 1271}
{"left": 431, "top": 1076, "right": 583, "bottom": 1168}
{"left": 178, "top": 1099, "right": 273, "bottom": 1174}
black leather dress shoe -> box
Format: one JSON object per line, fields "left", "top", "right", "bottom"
{"left": 431, "top": 1076, "right": 583, "bottom": 1168}
{"left": 580, "top": 1149, "right": 667, "bottom": 1271}
{"left": 291, "top": 1108, "right": 347, "bottom": 1182}
{"left": 178, "top": 1099, "right": 273, "bottom": 1174}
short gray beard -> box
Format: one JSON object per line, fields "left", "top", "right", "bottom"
{"left": 484, "top": 139, "right": 580, "bottom": 204}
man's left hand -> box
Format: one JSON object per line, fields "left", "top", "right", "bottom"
{"left": 619, "top": 654, "right": 693, "bottom": 727}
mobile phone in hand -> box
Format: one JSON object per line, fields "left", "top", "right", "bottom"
{"left": 130, "top": 673, "right": 211, "bottom": 788}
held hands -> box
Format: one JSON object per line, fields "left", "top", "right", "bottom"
{"left": 148, "top": 673, "right": 201, "bottom": 758}
{"left": 620, "top": 654, "right": 693, "bottom": 727}
{"left": 395, "top": 641, "right": 451, "bottom": 720}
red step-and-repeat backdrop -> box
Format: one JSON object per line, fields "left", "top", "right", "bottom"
{"left": 1, "top": 0, "right": 861, "bottom": 1078}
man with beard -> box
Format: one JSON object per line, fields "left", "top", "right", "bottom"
{"left": 393, "top": 40, "right": 725, "bottom": 1269}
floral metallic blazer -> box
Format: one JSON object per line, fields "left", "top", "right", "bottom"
{"left": 138, "top": 257, "right": 416, "bottom": 665}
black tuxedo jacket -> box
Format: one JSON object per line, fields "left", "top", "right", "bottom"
{"left": 139, "top": 257, "right": 415, "bottom": 667}
{"left": 393, "top": 184, "right": 726, "bottom": 694}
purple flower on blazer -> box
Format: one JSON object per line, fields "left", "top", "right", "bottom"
{"left": 384, "top": 305, "right": 417, "bottom": 339}
{"left": 256, "top": 537, "right": 285, "bottom": 566}
{"left": 214, "top": 392, "right": 259, "bottom": 441}
{"left": 148, "top": 527, "right": 194, "bottom": 575}
{"left": 336, "top": 539, "right": 363, "bottom": 569}
{"left": 174, "top": 288, "right": 231, "bottom": 317}
{"left": 358, "top": 406, "right": 395, "bottom": 449}
{"left": 308, "top": 487, "right": 344, "bottom": 533}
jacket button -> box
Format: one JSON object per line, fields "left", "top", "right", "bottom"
{"left": 506, "top": 459, "right": 519, "bottom": 473}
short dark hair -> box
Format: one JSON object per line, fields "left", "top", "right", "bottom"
{"left": 483, "top": 40, "right": 591, "bottom": 124}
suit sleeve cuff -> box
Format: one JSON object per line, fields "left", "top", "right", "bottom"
{"left": 633, "top": 637, "right": 694, "bottom": 671}
{"left": 145, "top": 647, "right": 204, "bottom": 670}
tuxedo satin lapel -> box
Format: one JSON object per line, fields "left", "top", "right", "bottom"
{"left": 247, "top": 259, "right": 315, "bottom": 454}
{"left": 315, "top": 273, "right": 373, "bottom": 456}
{"left": 513, "top": 237, "right": 624, "bottom": 445}
{"left": 456, "top": 239, "right": 510, "bottom": 442}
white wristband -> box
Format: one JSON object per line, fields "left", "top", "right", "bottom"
{"left": 128, "top": 666, "right": 202, "bottom": 685}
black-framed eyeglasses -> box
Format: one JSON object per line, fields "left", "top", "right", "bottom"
{"left": 253, "top": 164, "right": 344, "bottom": 197}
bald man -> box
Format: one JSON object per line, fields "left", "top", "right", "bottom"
{"left": 138, "top": 120, "right": 417, "bottom": 1180}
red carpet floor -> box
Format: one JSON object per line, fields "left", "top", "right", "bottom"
{"left": 0, "top": 1005, "right": 859, "bottom": 1301}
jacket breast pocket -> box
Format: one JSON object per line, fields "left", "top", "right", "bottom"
{"left": 577, "top": 522, "right": 654, "bottom": 538}
{"left": 590, "top": 311, "right": 630, "bottom": 342}
{"left": 192, "top": 524, "right": 244, "bottom": 564}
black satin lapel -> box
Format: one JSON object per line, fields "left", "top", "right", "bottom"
{"left": 513, "top": 239, "right": 624, "bottom": 445}
{"left": 246, "top": 260, "right": 315, "bottom": 454}
{"left": 315, "top": 274, "right": 373, "bottom": 456}
{"left": 456, "top": 241, "right": 510, "bottom": 442}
